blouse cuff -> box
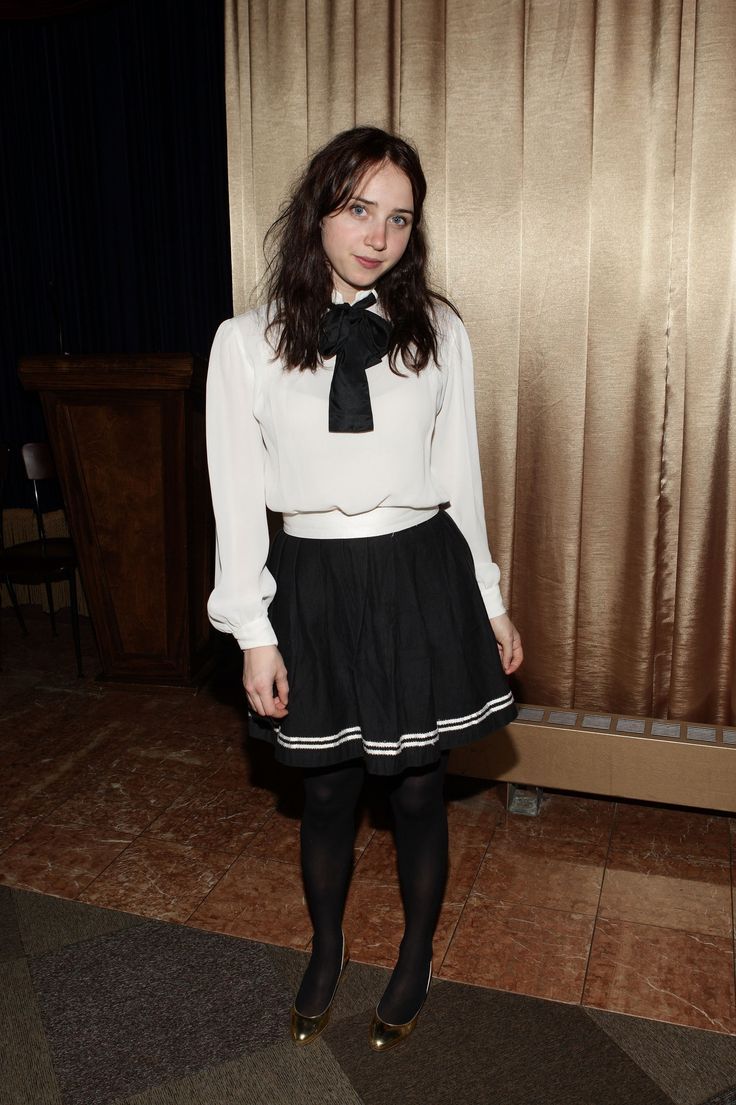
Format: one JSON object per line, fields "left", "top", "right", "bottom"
{"left": 206, "top": 592, "right": 278, "bottom": 651}
{"left": 478, "top": 582, "right": 507, "bottom": 621}
{"left": 234, "top": 619, "right": 278, "bottom": 651}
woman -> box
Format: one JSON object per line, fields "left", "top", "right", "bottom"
{"left": 206, "top": 126, "right": 523, "bottom": 1052}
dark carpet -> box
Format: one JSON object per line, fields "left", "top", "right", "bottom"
{"left": 2, "top": 885, "right": 736, "bottom": 1105}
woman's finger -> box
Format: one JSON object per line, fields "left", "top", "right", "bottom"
{"left": 505, "top": 634, "right": 524, "bottom": 674}
{"left": 275, "top": 669, "right": 290, "bottom": 708}
{"left": 254, "top": 679, "right": 278, "bottom": 716}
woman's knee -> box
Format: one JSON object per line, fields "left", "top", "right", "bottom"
{"left": 389, "top": 758, "right": 448, "bottom": 822}
{"left": 303, "top": 762, "right": 364, "bottom": 821}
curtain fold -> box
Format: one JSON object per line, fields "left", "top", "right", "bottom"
{"left": 574, "top": 0, "right": 685, "bottom": 717}
{"left": 225, "top": 0, "right": 736, "bottom": 725}
{"left": 445, "top": 0, "right": 523, "bottom": 616}
{"left": 512, "top": 0, "right": 595, "bottom": 707}
{"left": 668, "top": 0, "right": 736, "bottom": 722}
{"left": 652, "top": 0, "right": 694, "bottom": 717}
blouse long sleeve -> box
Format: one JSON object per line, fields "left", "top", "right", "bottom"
{"left": 206, "top": 317, "right": 278, "bottom": 650}
{"left": 431, "top": 317, "right": 506, "bottom": 620}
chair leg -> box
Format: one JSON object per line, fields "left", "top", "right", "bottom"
{"left": 45, "top": 581, "right": 57, "bottom": 636}
{"left": 5, "top": 579, "right": 28, "bottom": 634}
{"left": 68, "top": 571, "right": 83, "bottom": 678}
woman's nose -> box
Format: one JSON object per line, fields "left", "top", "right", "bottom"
{"left": 365, "top": 221, "right": 387, "bottom": 251}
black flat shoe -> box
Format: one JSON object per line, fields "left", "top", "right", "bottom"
{"left": 290, "top": 933, "right": 350, "bottom": 1046}
{"left": 368, "top": 960, "right": 432, "bottom": 1052}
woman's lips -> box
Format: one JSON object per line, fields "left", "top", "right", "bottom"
{"left": 355, "top": 256, "right": 382, "bottom": 269}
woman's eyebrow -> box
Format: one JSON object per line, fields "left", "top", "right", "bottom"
{"left": 352, "top": 195, "right": 414, "bottom": 216}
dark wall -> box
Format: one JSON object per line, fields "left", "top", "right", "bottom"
{"left": 0, "top": 0, "right": 233, "bottom": 504}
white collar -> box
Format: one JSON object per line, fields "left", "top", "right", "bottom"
{"left": 331, "top": 287, "right": 377, "bottom": 306}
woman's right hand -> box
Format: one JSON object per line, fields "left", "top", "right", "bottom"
{"left": 243, "top": 645, "right": 289, "bottom": 719}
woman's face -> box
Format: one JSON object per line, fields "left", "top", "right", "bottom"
{"left": 320, "top": 161, "right": 414, "bottom": 303}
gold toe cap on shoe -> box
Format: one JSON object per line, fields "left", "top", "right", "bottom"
{"left": 369, "top": 961, "right": 431, "bottom": 1052}
{"left": 290, "top": 1006, "right": 331, "bottom": 1045}
{"left": 368, "top": 1011, "right": 419, "bottom": 1052}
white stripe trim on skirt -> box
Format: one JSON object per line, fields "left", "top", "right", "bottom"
{"left": 269, "top": 690, "right": 514, "bottom": 757}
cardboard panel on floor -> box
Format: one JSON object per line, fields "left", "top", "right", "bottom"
{"left": 450, "top": 708, "right": 736, "bottom": 813}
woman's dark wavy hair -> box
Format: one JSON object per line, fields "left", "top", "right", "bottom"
{"left": 262, "top": 125, "right": 457, "bottom": 374}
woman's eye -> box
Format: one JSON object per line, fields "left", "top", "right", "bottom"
{"left": 391, "top": 215, "right": 407, "bottom": 227}
{"left": 350, "top": 204, "right": 366, "bottom": 216}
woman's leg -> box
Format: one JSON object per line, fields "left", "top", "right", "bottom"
{"left": 295, "top": 760, "right": 365, "bottom": 1016}
{"left": 377, "top": 751, "right": 450, "bottom": 1023}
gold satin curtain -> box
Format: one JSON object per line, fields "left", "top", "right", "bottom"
{"left": 224, "top": 0, "right": 736, "bottom": 725}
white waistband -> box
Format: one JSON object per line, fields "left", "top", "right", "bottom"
{"left": 282, "top": 506, "right": 439, "bottom": 539}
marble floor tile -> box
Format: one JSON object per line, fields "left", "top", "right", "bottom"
{"left": 188, "top": 853, "right": 312, "bottom": 948}
{"left": 145, "top": 810, "right": 258, "bottom": 857}
{"left": 444, "top": 780, "right": 506, "bottom": 830}
{"left": 0, "top": 791, "right": 68, "bottom": 848}
{"left": 353, "top": 806, "right": 376, "bottom": 856}
{"left": 0, "top": 746, "right": 30, "bottom": 782}
{"left": 473, "top": 832, "right": 607, "bottom": 915}
{"left": 52, "top": 747, "right": 209, "bottom": 801}
{"left": 352, "top": 829, "right": 397, "bottom": 885}
{"left": 0, "top": 765, "right": 45, "bottom": 795}
{"left": 439, "top": 896, "right": 595, "bottom": 1003}
{"left": 145, "top": 782, "right": 273, "bottom": 854}
{"left": 599, "top": 846, "right": 732, "bottom": 936}
{"left": 42, "top": 771, "right": 188, "bottom": 837}
{"left": 353, "top": 828, "right": 488, "bottom": 905}
{"left": 446, "top": 836, "right": 490, "bottom": 903}
{"left": 15, "top": 728, "right": 116, "bottom": 792}
{"left": 583, "top": 917, "right": 736, "bottom": 1034}
{"left": 494, "top": 792, "right": 616, "bottom": 848}
{"left": 5, "top": 721, "right": 116, "bottom": 792}
{"left": 2, "top": 698, "right": 89, "bottom": 750}
{"left": 245, "top": 809, "right": 302, "bottom": 864}
{"left": 77, "top": 738, "right": 190, "bottom": 777}
{"left": 138, "top": 755, "right": 214, "bottom": 787}
{"left": 611, "top": 802, "right": 731, "bottom": 863}
{"left": 152, "top": 733, "right": 234, "bottom": 768}
{"left": 0, "top": 830, "right": 23, "bottom": 857}
{"left": 186, "top": 762, "right": 279, "bottom": 805}
{"left": 0, "top": 822, "right": 132, "bottom": 898}
{"left": 444, "top": 794, "right": 502, "bottom": 847}
{"left": 341, "top": 878, "right": 463, "bottom": 969}
{"left": 204, "top": 745, "right": 263, "bottom": 781}
{"left": 21, "top": 771, "right": 93, "bottom": 807}
{"left": 79, "top": 836, "right": 233, "bottom": 923}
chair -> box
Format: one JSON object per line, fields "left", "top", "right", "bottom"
{"left": 0, "top": 442, "right": 83, "bottom": 676}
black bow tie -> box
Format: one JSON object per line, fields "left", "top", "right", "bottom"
{"left": 318, "top": 293, "right": 392, "bottom": 433}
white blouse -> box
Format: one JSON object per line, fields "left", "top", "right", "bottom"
{"left": 206, "top": 290, "right": 506, "bottom": 649}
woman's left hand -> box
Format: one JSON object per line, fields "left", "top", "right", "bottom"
{"left": 490, "top": 613, "right": 523, "bottom": 675}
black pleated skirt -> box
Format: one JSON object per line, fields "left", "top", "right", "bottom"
{"left": 248, "top": 510, "right": 517, "bottom": 776}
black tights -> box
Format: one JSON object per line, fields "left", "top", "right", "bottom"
{"left": 295, "top": 753, "right": 449, "bottom": 1023}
